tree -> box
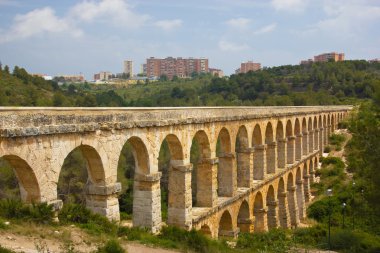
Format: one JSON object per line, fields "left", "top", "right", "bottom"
{"left": 3, "top": 65, "right": 9, "bottom": 74}
{"left": 160, "top": 74, "right": 168, "bottom": 81}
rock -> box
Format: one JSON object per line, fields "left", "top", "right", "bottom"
{"left": 4, "top": 221, "right": 10, "bottom": 225}
{"left": 54, "top": 230, "right": 60, "bottom": 234}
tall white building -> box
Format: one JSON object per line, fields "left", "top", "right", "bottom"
{"left": 123, "top": 60, "right": 133, "bottom": 77}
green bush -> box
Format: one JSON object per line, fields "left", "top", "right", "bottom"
{"left": 0, "top": 246, "right": 15, "bottom": 253}
{"left": 236, "top": 229, "right": 292, "bottom": 252}
{"left": 329, "top": 134, "right": 346, "bottom": 146}
{"left": 322, "top": 157, "right": 345, "bottom": 169}
{"left": 338, "top": 121, "right": 349, "bottom": 129}
{"left": 324, "top": 146, "right": 331, "bottom": 153}
{"left": 0, "top": 199, "right": 53, "bottom": 223}
{"left": 329, "top": 228, "right": 380, "bottom": 252}
{"left": 293, "top": 225, "right": 327, "bottom": 246}
{"left": 59, "top": 203, "right": 117, "bottom": 235}
{"left": 96, "top": 239, "right": 125, "bottom": 253}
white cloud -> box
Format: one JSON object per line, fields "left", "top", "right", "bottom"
{"left": 154, "top": 19, "right": 183, "bottom": 31}
{"left": 69, "top": 0, "right": 150, "bottom": 28}
{"left": 218, "top": 40, "right": 249, "bottom": 52}
{"left": 0, "top": 7, "right": 82, "bottom": 43}
{"left": 271, "top": 0, "right": 308, "bottom": 12}
{"left": 306, "top": 1, "right": 380, "bottom": 38}
{"left": 225, "top": 18, "right": 251, "bottom": 30}
{"left": 253, "top": 23, "right": 277, "bottom": 35}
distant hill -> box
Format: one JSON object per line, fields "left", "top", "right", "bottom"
{"left": 1, "top": 60, "right": 379, "bottom": 107}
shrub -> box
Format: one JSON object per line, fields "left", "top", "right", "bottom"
{"left": 329, "top": 228, "right": 380, "bottom": 252}
{"left": 293, "top": 225, "right": 327, "bottom": 246}
{"left": 322, "top": 157, "right": 345, "bottom": 169}
{"left": 324, "top": 146, "right": 331, "bottom": 153}
{"left": 0, "top": 246, "right": 15, "bottom": 253}
{"left": 0, "top": 199, "right": 53, "bottom": 223}
{"left": 236, "top": 229, "right": 292, "bottom": 252}
{"left": 329, "top": 134, "right": 346, "bottom": 146}
{"left": 59, "top": 203, "right": 117, "bottom": 235}
{"left": 96, "top": 239, "right": 125, "bottom": 253}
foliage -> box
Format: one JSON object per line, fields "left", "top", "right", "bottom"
{"left": 0, "top": 159, "right": 20, "bottom": 199}
{"left": 58, "top": 203, "right": 117, "bottom": 235}
{"left": 236, "top": 229, "right": 292, "bottom": 252}
{"left": 0, "top": 199, "right": 54, "bottom": 223}
{"left": 0, "top": 246, "right": 16, "bottom": 253}
{"left": 96, "top": 239, "right": 125, "bottom": 253}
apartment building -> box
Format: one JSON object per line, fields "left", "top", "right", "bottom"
{"left": 123, "top": 60, "right": 133, "bottom": 77}
{"left": 314, "top": 52, "right": 345, "bottom": 62}
{"left": 235, "top": 61, "right": 261, "bottom": 74}
{"left": 146, "top": 57, "right": 209, "bottom": 79}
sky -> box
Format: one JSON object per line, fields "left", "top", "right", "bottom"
{"left": 0, "top": 0, "right": 379, "bottom": 79}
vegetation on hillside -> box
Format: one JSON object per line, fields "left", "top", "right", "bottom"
{"left": 1, "top": 60, "right": 380, "bottom": 107}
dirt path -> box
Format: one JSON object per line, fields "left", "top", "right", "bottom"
{"left": 0, "top": 229, "right": 179, "bottom": 253}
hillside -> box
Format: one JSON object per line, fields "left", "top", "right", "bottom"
{"left": 1, "top": 60, "right": 380, "bottom": 107}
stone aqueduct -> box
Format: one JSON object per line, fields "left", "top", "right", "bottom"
{"left": 0, "top": 106, "right": 351, "bottom": 237}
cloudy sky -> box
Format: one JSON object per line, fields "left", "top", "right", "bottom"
{"left": 0, "top": 0, "right": 379, "bottom": 79}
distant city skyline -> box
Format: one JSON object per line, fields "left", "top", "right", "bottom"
{"left": 0, "top": 0, "right": 379, "bottom": 79}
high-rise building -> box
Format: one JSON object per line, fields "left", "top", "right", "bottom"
{"left": 235, "top": 61, "right": 261, "bottom": 74}
{"left": 146, "top": 57, "right": 209, "bottom": 79}
{"left": 123, "top": 60, "right": 133, "bottom": 77}
{"left": 314, "top": 52, "right": 345, "bottom": 62}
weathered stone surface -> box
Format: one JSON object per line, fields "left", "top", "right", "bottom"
{"left": 0, "top": 106, "right": 350, "bottom": 236}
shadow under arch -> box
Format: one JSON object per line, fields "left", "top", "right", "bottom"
{"left": 0, "top": 155, "right": 41, "bottom": 203}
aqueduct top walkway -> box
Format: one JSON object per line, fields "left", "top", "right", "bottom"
{"left": 0, "top": 106, "right": 351, "bottom": 237}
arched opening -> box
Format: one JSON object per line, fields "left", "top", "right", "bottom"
{"left": 286, "top": 120, "right": 295, "bottom": 164}
{"left": 58, "top": 145, "right": 105, "bottom": 208}
{"left": 237, "top": 200, "right": 251, "bottom": 233}
{"left": 327, "top": 115, "right": 331, "bottom": 143}
{"left": 0, "top": 155, "right": 40, "bottom": 203}
{"left": 296, "top": 167, "right": 305, "bottom": 220}
{"left": 319, "top": 115, "right": 323, "bottom": 154}
{"left": 235, "top": 126, "right": 250, "bottom": 188}
{"left": 277, "top": 178, "right": 289, "bottom": 228}
{"left": 266, "top": 185, "right": 278, "bottom": 229}
{"left": 158, "top": 134, "right": 184, "bottom": 224}
{"left": 331, "top": 114, "right": 335, "bottom": 132}
{"left": 216, "top": 128, "right": 235, "bottom": 197}
{"left": 253, "top": 124, "right": 265, "bottom": 180}
{"left": 313, "top": 116, "right": 318, "bottom": 151}
{"left": 191, "top": 130, "right": 214, "bottom": 207}
{"left": 287, "top": 173, "right": 299, "bottom": 227}
{"left": 200, "top": 224, "right": 212, "bottom": 237}
{"left": 308, "top": 118, "right": 313, "bottom": 153}
{"left": 219, "top": 210, "right": 233, "bottom": 237}
{"left": 117, "top": 137, "right": 150, "bottom": 228}
{"left": 302, "top": 118, "right": 308, "bottom": 156}
{"left": 323, "top": 115, "right": 328, "bottom": 146}
{"left": 303, "top": 163, "right": 310, "bottom": 203}
{"left": 265, "top": 122, "right": 276, "bottom": 174}
{"left": 253, "top": 191, "right": 266, "bottom": 232}
{"left": 276, "top": 121, "right": 286, "bottom": 168}
{"left": 294, "top": 119, "right": 302, "bottom": 161}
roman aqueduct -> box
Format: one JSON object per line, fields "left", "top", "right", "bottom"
{"left": 0, "top": 106, "right": 351, "bottom": 237}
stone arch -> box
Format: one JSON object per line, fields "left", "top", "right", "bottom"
{"left": 294, "top": 118, "right": 302, "bottom": 160}
{"left": 159, "top": 134, "right": 188, "bottom": 227}
{"left": 308, "top": 117, "right": 313, "bottom": 153}
{"left": 253, "top": 124, "right": 265, "bottom": 180}
{"left": 296, "top": 167, "right": 305, "bottom": 220}
{"left": 253, "top": 191, "right": 267, "bottom": 232}
{"left": 236, "top": 125, "right": 251, "bottom": 188}
{"left": 266, "top": 185, "right": 278, "bottom": 229}
{"left": 286, "top": 120, "right": 295, "bottom": 164}
{"left": 276, "top": 121, "right": 286, "bottom": 168}
{"left": 0, "top": 155, "right": 41, "bottom": 203}
{"left": 118, "top": 136, "right": 154, "bottom": 228}
{"left": 331, "top": 114, "right": 335, "bottom": 132}
{"left": 191, "top": 130, "right": 214, "bottom": 207}
{"left": 265, "top": 122, "right": 276, "bottom": 174}
{"left": 237, "top": 200, "right": 251, "bottom": 233}
{"left": 313, "top": 116, "right": 318, "bottom": 151}
{"left": 218, "top": 210, "right": 233, "bottom": 237}
{"left": 323, "top": 115, "right": 328, "bottom": 146}
{"left": 303, "top": 163, "right": 310, "bottom": 203}
{"left": 277, "top": 177, "right": 289, "bottom": 228}
{"left": 200, "top": 224, "right": 212, "bottom": 237}
{"left": 302, "top": 118, "right": 308, "bottom": 156}
{"left": 287, "top": 172, "right": 299, "bottom": 227}
{"left": 216, "top": 127, "right": 235, "bottom": 197}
